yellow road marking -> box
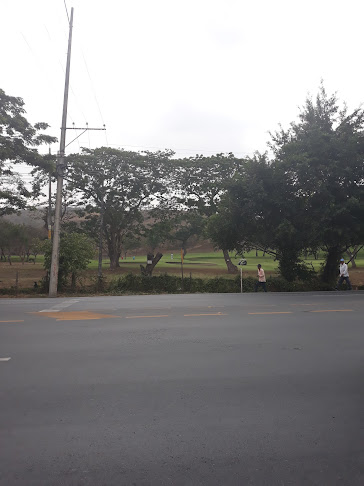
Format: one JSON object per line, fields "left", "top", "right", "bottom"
{"left": 33, "top": 311, "right": 120, "bottom": 321}
{"left": 184, "top": 312, "right": 227, "bottom": 316}
{"left": 310, "top": 309, "right": 353, "bottom": 313}
{"left": 0, "top": 320, "right": 24, "bottom": 323}
{"left": 248, "top": 312, "right": 292, "bottom": 315}
{"left": 125, "top": 315, "right": 169, "bottom": 319}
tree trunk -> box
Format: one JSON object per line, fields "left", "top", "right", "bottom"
{"left": 222, "top": 248, "right": 238, "bottom": 274}
{"left": 346, "top": 246, "right": 358, "bottom": 268}
{"left": 140, "top": 253, "right": 163, "bottom": 276}
{"left": 108, "top": 243, "right": 121, "bottom": 270}
{"left": 108, "top": 248, "right": 121, "bottom": 269}
{"left": 105, "top": 230, "right": 121, "bottom": 270}
{"left": 322, "top": 247, "right": 341, "bottom": 284}
{"left": 71, "top": 272, "right": 76, "bottom": 290}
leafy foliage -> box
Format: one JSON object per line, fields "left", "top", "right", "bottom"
{"left": 0, "top": 88, "right": 56, "bottom": 215}
{"left": 0, "top": 220, "right": 45, "bottom": 263}
{"left": 42, "top": 232, "right": 94, "bottom": 288}
{"left": 66, "top": 147, "right": 174, "bottom": 268}
{"left": 270, "top": 84, "right": 364, "bottom": 281}
{"left": 208, "top": 86, "right": 364, "bottom": 282}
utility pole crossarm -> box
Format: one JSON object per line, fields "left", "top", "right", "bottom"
{"left": 66, "top": 127, "right": 106, "bottom": 130}
{"left": 65, "top": 126, "right": 106, "bottom": 148}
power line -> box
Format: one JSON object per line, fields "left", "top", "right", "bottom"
{"left": 43, "top": 24, "right": 88, "bottom": 127}
{"left": 63, "top": 0, "right": 70, "bottom": 23}
{"left": 20, "top": 30, "right": 78, "bottom": 129}
{"left": 80, "top": 49, "right": 106, "bottom": 127}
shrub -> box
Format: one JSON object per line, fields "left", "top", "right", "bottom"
{"left": 108, "top": 273, "right": 333, "bottom": 294}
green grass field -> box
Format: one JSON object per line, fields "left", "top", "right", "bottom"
{"left": 1, "top": 248, "right": 364, "bottom": 291}
{"left": 4, "top": 248, "right": 364, "bottom": 272}
{"left": 90, "top": 249, "right": 364, "bottom": 274}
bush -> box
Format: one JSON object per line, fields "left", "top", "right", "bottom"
{"left": 42, "top": 233, "right": 95, "bottom": 289}
{"left": 108, "top": 273, "right": 333, "bottom": 294}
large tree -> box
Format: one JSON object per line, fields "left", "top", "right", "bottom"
{"left": 207, "top": 154, "right": 317, "bottom": 281}
{"left": 0, "top": 88, "right": 56, "bottom": 215}
{"left": 172, "top": 153, "right": 245, "bottom": 273}
{"left": 67, "top": 147, "right": 173, "bottom": 269}
{"left": 270, "top": 85, "right": 364, "bottom": 282}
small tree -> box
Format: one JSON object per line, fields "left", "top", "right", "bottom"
{"left": 43, "top": 232, "right": 95, "bottom": 289}
{"left": 0, "top": 221, "right": 29, "bottom": 265}
{"left": 169, "top": 211, "right": 205, "bottom": 257}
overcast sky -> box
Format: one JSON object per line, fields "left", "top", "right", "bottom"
{"left": 3, "top": 0, "right": 364, "bottom": 160}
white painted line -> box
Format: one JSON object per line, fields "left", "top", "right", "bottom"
{"left": 0, "top": 357, "right": 11, "bottom": 362}
{"left": 40, "top": 299, "right": 80, "bottom": 313}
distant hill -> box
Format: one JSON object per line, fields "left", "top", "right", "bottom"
{"left": 2, "top": 208, "right": 216, "bottom": 254}
{"left": 3, "top": 208, "right": 46, "bottom": 229}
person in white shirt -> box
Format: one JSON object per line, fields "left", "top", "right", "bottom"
{"left": 336, "top": 258, "right": 352, "bottom": 290}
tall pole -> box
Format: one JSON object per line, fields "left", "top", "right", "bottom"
{"left": 97, "top": 179, "right": 104, "bottom": 289}
{"left": 49, "top": 7, "right": 74, "bottom": 297}
{"left": 47, "top": 147, "right": 52, "bottom": 240}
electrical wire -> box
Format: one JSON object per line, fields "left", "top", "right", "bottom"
{"left": 63, "top": 0, "right": 70, "bottom": 23}
{"left": 43, "top": 24, "right": 88, "bottom": 128}
{"left": 80, "top": 49, "right": 106, "bottom": 127}
{"left": 20, "top": 30, "right": 77, "bottom": 133}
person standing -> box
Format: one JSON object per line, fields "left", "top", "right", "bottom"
{"left": 255, "top": 264, "right": 267, "bottom": 292}
{"left": 336, "top": 258, "right": 352, "bottom": 290}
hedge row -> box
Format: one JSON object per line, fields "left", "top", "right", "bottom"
{"left": 108, "top": 273, "right": 336, "bottom": 294}
{"left": 1, "top": 273, "right": 354, "bottom": 296}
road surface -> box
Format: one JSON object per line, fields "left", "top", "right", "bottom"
{"left": 1, "top": 292, "right": 363, "bottom": 485}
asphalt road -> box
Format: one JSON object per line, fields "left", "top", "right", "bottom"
{"left": 0, "top": 292, "right": 363, "bottom": 485}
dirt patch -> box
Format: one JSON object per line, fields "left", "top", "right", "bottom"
{"left": 0, "top": 262, "right": 47, "bottom": 290}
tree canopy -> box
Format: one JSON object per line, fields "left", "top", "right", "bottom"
{"left": 0, "top": 88, "right": 56, "bottom": 215}
{"left": 208, "top": 86, "right": 364, "bottom": 282}
{"left": 67, "top": 147, "right": 174, "bottom": 268}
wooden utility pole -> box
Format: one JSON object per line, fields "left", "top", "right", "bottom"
{"left": 49, "top": 7, "right": 74, "bottom": 297}
{"left": 97, "top": 178, "right": 105, "bottom": 289}
{"left": 47, "top": 147, "right": 52, "bottom": 240}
